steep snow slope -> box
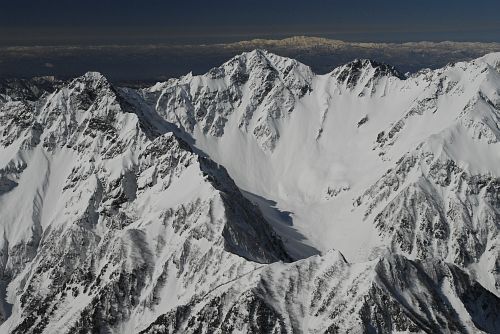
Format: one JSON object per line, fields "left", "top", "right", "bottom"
{"left": 142, "top": 252, "right": 500, "bottom": 334}
{"left": 144, "top": 51, "right": 500, "bottom": 294}
{"left": 0, "top": 73, "right": 289, "bottom": 333}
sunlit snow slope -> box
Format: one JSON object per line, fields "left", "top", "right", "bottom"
{"left": 144, "top": 51, "right": 500, "bottom": 295}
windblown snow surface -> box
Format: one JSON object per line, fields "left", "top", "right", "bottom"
{"left": 0, "top": 51, "right": 499, "bottom": 333}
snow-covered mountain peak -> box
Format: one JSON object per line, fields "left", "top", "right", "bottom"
{"left": 142, "top": 50, "right": 315, "bottom": 151}
{"left": 329, "top": 58, "right": 406, "bottom": 96}
{"left": 229, "top": 49, "right": 312, "bottom": 82}
{"left": 62, "top": 71, "right": 115, "bottom": 102}
{"left": 142, "top": 52, "right": 500, "bottom": 298}
{"left": 75, "top": 71, "right": 109, "bottom": 84}
{"left": 199, "top": 49, "right": 314, "bottom": 99}
{"left": 334, "top": 58, "right": 405, "bottom": 80}
{"left": 222, "top": 49, "right": 311, "bottom": 74}
{"left": 1, "top": 52, "right": 500, "bottom": 333}
{"left": 474, "top": 52, "right": 500, "bottom": 70}
{"left": 24, "top": 72, "right": 144, "bottom": 154}
{"left": 0, "top": 68, "right": 296, "bottom": 332}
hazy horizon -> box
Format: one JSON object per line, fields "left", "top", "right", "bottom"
{"left": 2, "top": 36, "right": 500, "bottom": 85}
{"left": 1, "top": 0, "right": 500, "bottom": 83}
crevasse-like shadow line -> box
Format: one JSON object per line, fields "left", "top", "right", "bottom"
{"left": 241, "top": 190, "right": 321, "bottom": 260}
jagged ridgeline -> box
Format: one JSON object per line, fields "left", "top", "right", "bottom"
{"left": 0, "top": 51, "right": 499, "bottom": 333}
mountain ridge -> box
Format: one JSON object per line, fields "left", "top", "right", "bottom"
{"left": 143, "top": 50, "right": 500, "bottom": 294}
{"left": 0, "top": 51, "right": 499, "bottom": 333}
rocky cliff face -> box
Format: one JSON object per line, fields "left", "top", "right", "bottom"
{"left": 0, "top": 72, "right": 288, "bottom": 333}
{"left": 142, "top": 252, "right": 500, "bottom": 334}
{"left": 0, "top": 51, "right": 499, "bottom": 333}
{"left": 142, "top": 49, "right": 313, "bottom": 151}
{"left": 144, "top": 50, "right": 500, "bottom": 295}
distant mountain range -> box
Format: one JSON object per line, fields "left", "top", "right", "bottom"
{"left": 216, "top": 36, "right": 500, "bottom": 51}
{"left": 2, "top": 36, "right": 500, "bottom": 83}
